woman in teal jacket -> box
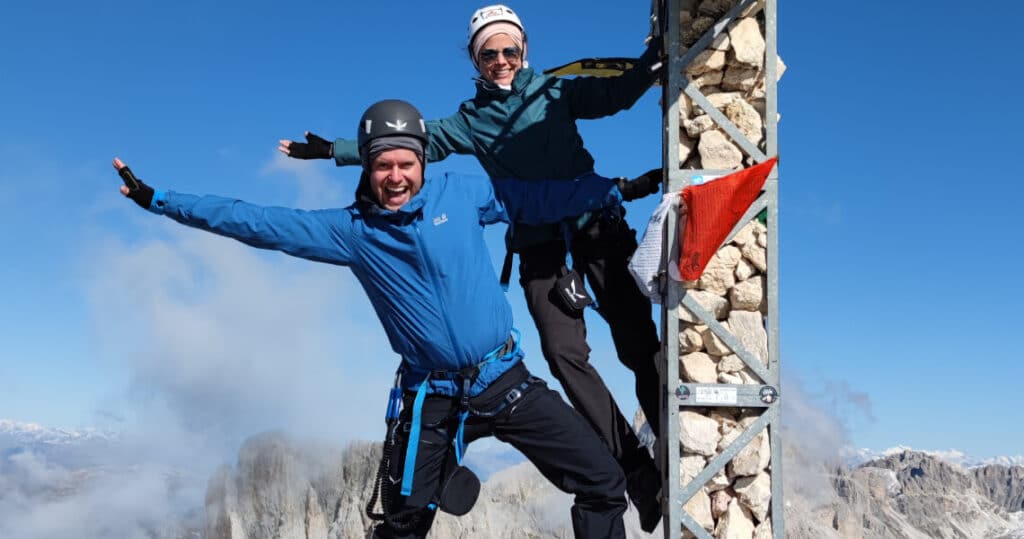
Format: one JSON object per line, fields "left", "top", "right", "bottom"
{"left": 280, "top": 5, "right": 664, "bottom": 530}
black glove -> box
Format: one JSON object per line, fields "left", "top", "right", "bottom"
{"left": 286, "top": 132, "right": 333, "bottom": 160}
{"left": 616, "top": 168, "right": 663, "bottom": 201}
{"left": 125, "top": 178, "right": 155, "bottom": 209}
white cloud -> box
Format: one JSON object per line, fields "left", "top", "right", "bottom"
{"left": 462, "top": 437, "right": 527, "bottom": 481}
{"left": 85, "top": 226, "right": 394, "bottom": 449}
{"left": 0, "top": 449, "right": 202, "bottom": 539}
{"left": 2, "top": 199, "right": 405, "bottom": 536}
{"left": 781, "top": 372, "right": 868, "bottom": 505}
{"left": 260, "top": 151, "right": 354, "bottom": 209}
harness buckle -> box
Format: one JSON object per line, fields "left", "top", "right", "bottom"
{"left": 505, "top": 388, "right": 522, "bottom": 405}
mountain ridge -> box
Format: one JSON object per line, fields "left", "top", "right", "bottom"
{"left": 4, "top": 419, "right": 1024, "bottom": 538}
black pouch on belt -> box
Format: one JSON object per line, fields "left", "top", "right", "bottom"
{"left": 437, "top": 465, "right": 481, "bottom": 516}
{"left": 553, "top": 266, "right": 593, "bottom": 312}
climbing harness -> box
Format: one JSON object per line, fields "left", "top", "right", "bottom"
{"left": 366, "top": 329, "right": 531, "bottom": 530}
{"left": 499, "top": 179, "right": 627, "bottom": 312}
{"left": 550, "top": 204, "right": 627, "bottom": 313}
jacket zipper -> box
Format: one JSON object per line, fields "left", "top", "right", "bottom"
{"left": 412, "top": 218, "right": 463, "bottom": 370}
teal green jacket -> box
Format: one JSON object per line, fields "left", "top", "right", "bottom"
{"left": 333, "top": 43, "right": 661, "bottom": 182}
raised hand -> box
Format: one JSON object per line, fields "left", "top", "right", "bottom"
{"left": 277, "top": 131, "right": 333, "bottom": 160}
{"left": 113, "top": 157, "right": 155, "bottom": 209}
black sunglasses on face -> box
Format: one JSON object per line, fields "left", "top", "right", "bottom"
{"left": 479, "top": 46, "right": 521, "bottom": 63}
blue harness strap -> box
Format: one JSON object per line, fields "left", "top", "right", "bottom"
{"left": 399, "top": 329, "right": 521, "bottom": 497}
{"left": 400, "top": 378, "right": 430, "bottom": 496}
{"left": 453, "top": 410, "right": 471, "bottom": 463}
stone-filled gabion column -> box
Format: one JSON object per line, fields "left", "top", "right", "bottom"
{"left": 676, "top": 219, "right": 772, "bottom": 539}
{"left": 677, "top": 0, "right": 784, "bottom": 171}
{"left": 672, "top": 1, "right": 780, "bottom": 537}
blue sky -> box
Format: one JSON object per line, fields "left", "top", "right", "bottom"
{"left": 1, "top": 0, "right": 1022, "bottom": 467}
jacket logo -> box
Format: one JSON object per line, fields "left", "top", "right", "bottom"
{"left": 564, "top": 280, "right": 586, "bottom": 302}
{"left": 432, "top": 213, "right": 448, "bottom": 226}
{"left": 386, "top": 120, "right": 407, "bottom": 131}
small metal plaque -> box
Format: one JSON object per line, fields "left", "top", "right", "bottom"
{"left": 694, "top": 386, "right": 737, "bottom": 405}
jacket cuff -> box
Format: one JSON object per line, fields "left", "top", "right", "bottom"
{"left": 333, "top": 139, "right": 362, "bottom": 167}
{"left": 148, "top": 190, "right": 168, "bottom": 215}
{"left": 608, "top": 186, "right": 624, "bottom": 206}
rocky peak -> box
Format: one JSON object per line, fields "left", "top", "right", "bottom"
{"left": 800, "top": 450, "right": 1024, "bottom": 539}
{"left": 863, "top": 449, "right": 978, "bottom": 496}
{"left": 203, "top": 432, "right": 653, "bottom": 539}
{"left": 974, "top": 464, "right": 1024, "bottom": 513}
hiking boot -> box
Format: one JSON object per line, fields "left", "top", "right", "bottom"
{"left": 626, "top": 460, "right": 663, "bottom": 533}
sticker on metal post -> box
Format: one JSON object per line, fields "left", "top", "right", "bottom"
{"left": 690, "top": 174, "right": 722, "bottom": 186}
{"left": 694, "top": 386, "right": 737, "bottom": 405}
{"left": 759, "top": 386, "right": 778, "bottom": 404}
{"left": 676, "top": 385, "right": 691, "bottom": 401}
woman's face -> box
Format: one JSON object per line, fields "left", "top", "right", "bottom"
{"left": 476, "top": 33, "right": 522, "bottom": 86}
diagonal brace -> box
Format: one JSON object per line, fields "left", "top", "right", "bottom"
{"left": 679, "top": 293, "right": 771, "bottom": 383}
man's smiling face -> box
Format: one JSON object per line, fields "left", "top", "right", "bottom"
{"left": 368, "top": 148, "right": 424, "bottom": 211}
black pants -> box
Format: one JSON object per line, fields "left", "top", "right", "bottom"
{"left": 517, "top": 215, "right": 662, "bottom": 475}
{"left": 372, "top": 363, "right": 627, "bottom": 539}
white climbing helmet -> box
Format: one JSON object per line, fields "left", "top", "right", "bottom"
{"left": 467, "top": 4, "right": 524, "bottom": 46}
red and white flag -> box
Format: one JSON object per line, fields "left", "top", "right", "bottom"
{"left": 678, "top": 157, "right": 778, "bottom": 281}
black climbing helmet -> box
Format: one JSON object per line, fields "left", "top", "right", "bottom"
{"left": 356, "top": 99, "right": 429, "bottom": 158}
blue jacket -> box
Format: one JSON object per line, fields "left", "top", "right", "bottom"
{"left": 148, "top": 172, "right": 621, "bottom": 397}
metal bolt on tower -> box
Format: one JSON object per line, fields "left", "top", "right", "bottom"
{"left": 655, "top": 0, "right": 782, "bottom": 537}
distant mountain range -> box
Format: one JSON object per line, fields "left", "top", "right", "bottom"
{"left": 0, "top": 419, "right": 117, "bottom": 446}
{"left": 843, "top": 444, "right": 1024, "bottom": 469}
{"left": 3, "top": 419, "right": 1023, "bottom": 538}
{"left": 790, "top": 448, "right": 1024, "bottom": 539}
{"left": 6, "top": 418, "right": 1022, "bottom": 473}
{"left": 201, "top": 434, "right": 1024, "bottom": 538}
{"left": 0, "top": 419, "right": 119, "bottom": 471}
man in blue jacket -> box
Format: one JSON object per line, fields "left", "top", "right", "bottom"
{"left": 116, "top": 100, "right": 636, "bottom": 538}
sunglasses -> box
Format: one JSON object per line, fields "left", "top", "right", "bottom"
{"left": 478, "top": 46, "right": 521, "bottom": 64}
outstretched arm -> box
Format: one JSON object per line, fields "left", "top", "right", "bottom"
{"left": 331, "top": 112, "right": 477, "bottom": 167}
{"left": 424, "top": 112, "right": 475, "bottom": 163}
{"left": 329, "top": 113, "right": 476, "bottom": 167}
{"left": 564, "top": 38, "right": 663, "bottom": 120}
{"left": 491, "top": 175, "right": 624, "bottom": 225}
{"left": 457, "top": 172, "right": 627, "bottom": 226}
{"left": 114, "top": 158, "right": 354, "bottom": 266}
{"left": 279, "top": 109, "right": 478, "bottom": 168}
